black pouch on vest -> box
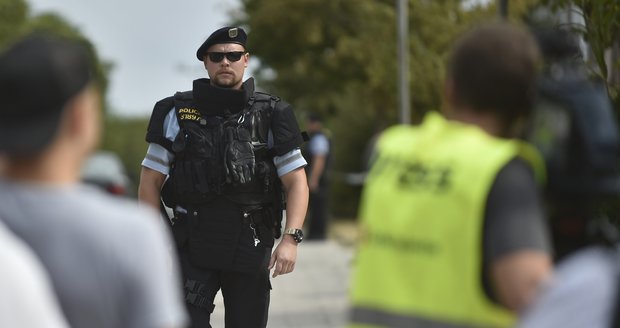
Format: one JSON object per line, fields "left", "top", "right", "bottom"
{"left": 186, "top": 205, "right": 243, "bottom": 270}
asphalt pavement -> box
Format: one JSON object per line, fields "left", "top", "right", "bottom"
{"left": 210, "top": 236, "right": 356, "bottom": 328}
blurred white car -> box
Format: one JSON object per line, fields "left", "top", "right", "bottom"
{"left": 80, "top": 151, "right": 131, "bottom": 196}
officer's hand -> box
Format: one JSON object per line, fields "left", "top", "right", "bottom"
{"left": 269, "top": 237, "right": 298, "bottom": 278}
{"left": 225, "top": 129, "right": 255, "bottom": 184}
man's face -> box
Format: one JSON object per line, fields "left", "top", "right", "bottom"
{"left": 203, "top": 43, "right": 248, "bottom": 89}
{"left": 306, "top": 120, "right": 321, "bottom": 133}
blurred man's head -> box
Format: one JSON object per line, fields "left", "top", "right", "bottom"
{"left": 0, "top": 34, "right": 100, "bottom": 164}
{"left": 196, "top": 27, "right": 249, "bottom": 89}
{"left": 445, "top": 22, "right": 540, "bottom": 137}
{"left": 306, "top": 113, "right": 323, "bottom": 133}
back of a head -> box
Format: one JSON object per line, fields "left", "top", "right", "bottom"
{"left": 448, "top": 22, "right": 540, "bottom": 128}
{"left": 307, "top": 112, "right": 323, "bottom": 124}
{"left": 0, "top": 34, "right": 94, "bottom": 156}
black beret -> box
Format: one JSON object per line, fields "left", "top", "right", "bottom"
{"left": 196, "top": 27, "right": 247, "bottom": 61}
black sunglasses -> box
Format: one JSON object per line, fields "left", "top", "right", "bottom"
{"left": 206, "top": 51, "right": 246, "bottom": 63}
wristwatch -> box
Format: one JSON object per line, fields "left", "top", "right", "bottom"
{"left": 283, "top": 228, "right": 304, "bottom": 243}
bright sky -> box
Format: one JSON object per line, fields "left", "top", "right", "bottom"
{"left": 27, "top": 0, "right": 243, "bottom": 117}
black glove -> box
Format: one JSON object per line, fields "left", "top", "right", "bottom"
{"left": 225, "top": 127, "right": 255, "bottom": 184}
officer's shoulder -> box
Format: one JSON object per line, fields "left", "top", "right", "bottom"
{"left": 146, "top": 93, "right": 183, "bottom": 146}
{"left": 174, "top": 90, "right": 193, "bottom": 101}
{"left": 147, "top": 97, "right": 173, "bottom": 137}
{"left": 153, "top": 94, "right": 172, "bottom": 105}
{"left": 150, "top": 95, "right": 174, "bottom": 117}
{"left": 150, "top": 91, "right": 192, "bottom": 116}
{"left": 254, "top": 91, "right": 291, "bottom": 112}
{"left": 253, "top": 91, "right": 277, "bottom": 102}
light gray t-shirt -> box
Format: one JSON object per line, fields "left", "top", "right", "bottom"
{"left": 518, "top": 246, "right": 619, "bottom": 328}
{"left": 0, "top": 180, "right": 188, "bottom": 328}
{"left": 309, "top": 132, "right": 330, "bottom": 156}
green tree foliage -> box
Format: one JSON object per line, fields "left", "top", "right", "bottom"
{"left": 0, "top": 0, "right": 28, "bottom": 46}
{"left": 99, "top": 116, "right": 151, "bottom": 190}
{"left": 22, "top": 13, "right": 127, "bottom": 180}
{"left": 537, "top": 0, "right": 620, "bottom": 107}
{"left": 237, "top": 0, "right": 500, "bottom": 217}
{"left": 0, "top": 1, "right": 111, "bottom": 113}
{"left": 26, "top": 13, "right": 112, "bottom": 112}
{"left": 0, "top": 0, "right": 135, "bottom": 185}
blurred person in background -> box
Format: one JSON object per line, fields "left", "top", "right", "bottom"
{"left": 139, "top": 26, "right": 308, "bottom": 328}
{"left": 516, "top": 25, "right": 620, "bottom": 328}
{"left": 349, "top": 22, "right": 552, "bottom": 328}
{"left": 301, "top": 113, "right": 332, "bottom": 240}
{"left": 0, "top": 220, "right": 68, "bottom": 328}
{"left": 0, "top": 34, "right": 188, "bottom": 328}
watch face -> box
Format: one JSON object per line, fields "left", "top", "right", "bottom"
{"left": 294, "top": 230, "right": 304, "bottom": 243}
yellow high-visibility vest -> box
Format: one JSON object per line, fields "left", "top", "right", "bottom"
{"left": 350, "top": 112, "right": 544, "bottom": 328}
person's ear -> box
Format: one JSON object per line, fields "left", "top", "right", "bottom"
{"left": 63, "top": 86, "right": 100, "bottom": 143}
{"left": 62, "top": 93, "right": 86, "bottom": 137}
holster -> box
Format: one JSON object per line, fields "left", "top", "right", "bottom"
{"left": 171, "top": 212, "right": 189, "bottom": 251}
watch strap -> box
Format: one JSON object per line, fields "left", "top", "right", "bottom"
{"left": 284, "top": 228, "right": 299, "bottom": 235}
{"left": 283, "top": 228, "right": 303, "bottom": 243}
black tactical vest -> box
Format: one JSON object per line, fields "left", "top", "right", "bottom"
{"left": 168, "top": 90, "right": 281, "bottom": 207}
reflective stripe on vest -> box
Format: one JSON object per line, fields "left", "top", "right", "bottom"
{"left": 349, "top": 112, "right": 544, "bottom": 328}
{"left": 350, "top": 306, "right": 500, "bottom": 328}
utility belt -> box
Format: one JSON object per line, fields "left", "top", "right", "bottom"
{"left": 169, "top": 200, "right": 282, "bottom": 252}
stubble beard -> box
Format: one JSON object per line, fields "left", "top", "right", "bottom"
{"left": 213, "top": 74, "right": 241, "bottom": 89}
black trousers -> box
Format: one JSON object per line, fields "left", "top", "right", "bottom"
{"left": 175, "top": 201, "right": 275, "bottom": 327}
{"left": 307, "top": 188, "right": 329, "bottom": 240}
{"left": 180, "top": 250, "right": 271, "bottom": 328}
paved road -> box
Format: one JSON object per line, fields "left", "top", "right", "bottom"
{"left": 210, "top": 240, "right": 355, "bottom": 328}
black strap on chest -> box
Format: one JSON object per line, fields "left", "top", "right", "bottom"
{"left": 247, "top": 92, "right": 279, "bottom": 116}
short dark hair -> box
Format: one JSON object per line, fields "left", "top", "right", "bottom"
{"left": 0, "top": 34, "right": 94, "bottom": 155}
{"left": 448, "top": 22, "right": 540, "bottom": 127}
{"left": 307, "top": 112, "right": 323, "bottom": 123}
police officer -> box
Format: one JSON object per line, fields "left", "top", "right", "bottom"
{"left": 301, "top": 113, "right": 332, "bottom": 240}
{"left": 349, "top": 23, "right": 552, "bottom": 327}
{"left": 138, "top": 27, "right": 309, "bottom": 328}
